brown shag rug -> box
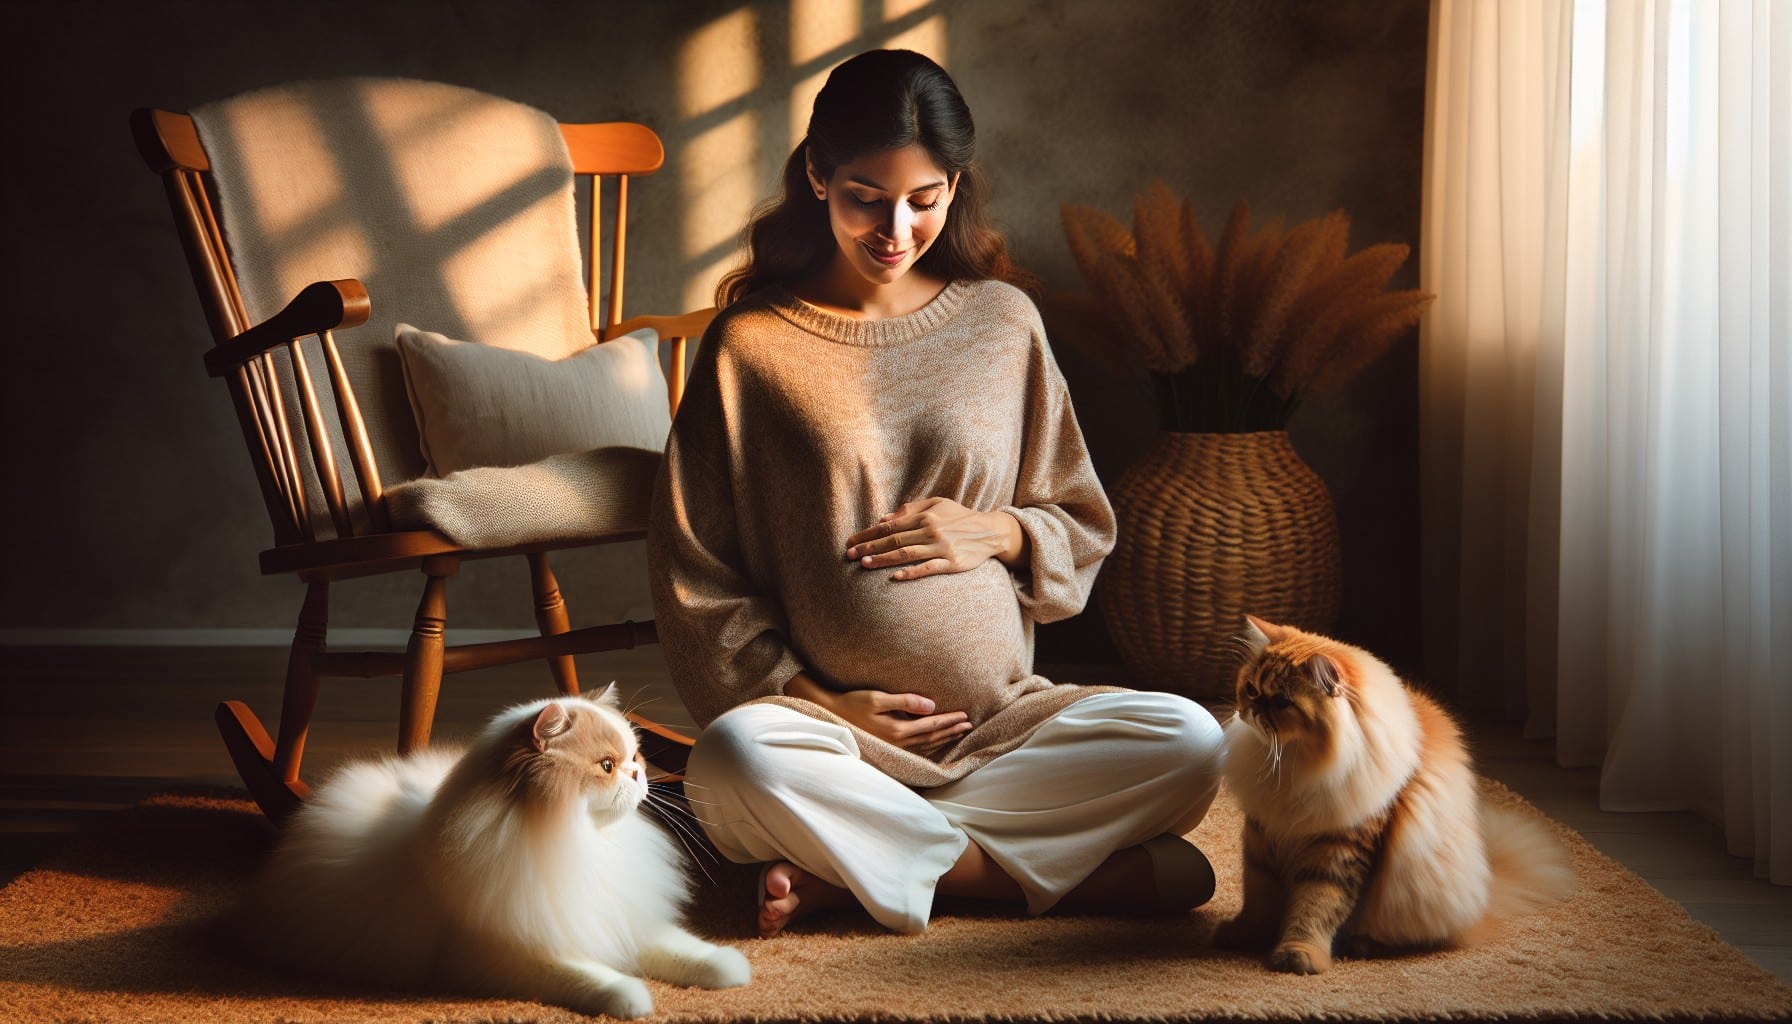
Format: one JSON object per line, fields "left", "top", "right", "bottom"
{"left": 2, "top": 781, "right": 1788, "bottom": 1024}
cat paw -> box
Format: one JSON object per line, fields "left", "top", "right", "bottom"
{"left": 641, "top": 938, "right": 752, "bottom": 990}
{"left": 1267, "top": 942, "right": 1332, "bottom": 975}
{"left": 691, "top": 944, "right": 751, "bottom": 989}
{"left": 576, "top": 976, "right": 654, "bottom": 1019}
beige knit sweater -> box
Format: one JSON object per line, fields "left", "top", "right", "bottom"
{"left": 646, "top": 279, "right": 1120, "bottom": 788}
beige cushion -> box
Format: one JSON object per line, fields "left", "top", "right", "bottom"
{"left": 395, "top": 322, "right": 670, "bottom": 476}
{"left": 385, "top": 447, "right": 660, "bottom": 548}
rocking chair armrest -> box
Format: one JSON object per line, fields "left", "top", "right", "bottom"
{"left": 204, "top": 280, "right": 372, "bottom": 378}
{"left": 604, "top": 307, "right": 716, "bottom": 344}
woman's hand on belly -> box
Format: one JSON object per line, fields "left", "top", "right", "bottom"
{"left": 787, "top": 672, "right": 972, "bottom": 755}
{"left": 845, "top": 497, "right": 1030, "bottom": 580}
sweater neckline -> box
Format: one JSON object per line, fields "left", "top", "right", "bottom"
{"left": 767, "top": 279, "right": 970, "bottom": 346}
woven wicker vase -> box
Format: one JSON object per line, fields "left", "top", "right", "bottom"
{"left": 1098, "top": 430, "right": 1341, "bottom": 701}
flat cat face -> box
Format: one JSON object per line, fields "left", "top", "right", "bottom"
{"left": 1233, "top": 614, "right": 1345, "bottom": 761}
{"left": 503, "top": 688, "right": 648, "bottom": 820}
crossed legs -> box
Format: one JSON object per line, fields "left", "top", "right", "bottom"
{"left": 684, "top": 692, "right": 1225, "bottom": 935}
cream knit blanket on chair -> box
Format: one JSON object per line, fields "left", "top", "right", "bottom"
{"left": 192, "top": 77, "right": 596, "bottom": 528}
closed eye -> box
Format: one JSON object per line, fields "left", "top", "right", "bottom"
{"left": 850, "top": 191, "right": 943, "bottom": 212}
{"left": 1270, "top": 695, "right": 1292, "bottom": 711}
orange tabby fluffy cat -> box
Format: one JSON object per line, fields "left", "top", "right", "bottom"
{"left": 1216, "top": 615, "right": 1573, "bottom": 974}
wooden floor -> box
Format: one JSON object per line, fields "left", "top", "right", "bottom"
{"left": 2, "top": 644, "right": 1787, "bottom": 986}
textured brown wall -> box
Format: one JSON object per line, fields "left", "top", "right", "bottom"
{"left": 0, "top": 0, "right": 1428, "bottom": 672}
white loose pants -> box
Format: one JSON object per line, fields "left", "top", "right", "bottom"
{"left": 683, "top": 691, "right": 1225, "bottom": 933}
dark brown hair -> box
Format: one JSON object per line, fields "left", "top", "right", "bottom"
{"left": 715, "top": 49, "right": 1022, "bottom": 307}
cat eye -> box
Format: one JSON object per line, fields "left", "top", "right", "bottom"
{"left": 1270, "top": 695, "right": 1293, "bottom": 711}
{"left": 1244, "top": 683, "right": 1260, "bottom": 700}
{"left": 599, "top": 757, "right": 615, "bottom": 774}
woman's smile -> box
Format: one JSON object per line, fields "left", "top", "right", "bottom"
{"left": 863, "top": 242, "right": 910, "bottom": 267}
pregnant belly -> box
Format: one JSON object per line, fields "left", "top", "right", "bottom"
{"left": 786, "top": 559, "right": 1031, "bottom": 723}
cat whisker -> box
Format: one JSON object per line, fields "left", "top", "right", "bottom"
{"left": 646, "top": 799, "right": 712, "bottom": 843}
{"left": 651, "top": 798, "right": 723, "bottom": 838}
{"left": 667, "top": 792, "right": 723, "bottom": 808}
{"left": 623, "top": 696, "right": 685, "bottom": 729}
{"left": 643, "top": 787, "right": 717, "bottom": 831}
{"left": 1254, "top": 726, "right": 1285, "bottom": 787}
{"left": 676, "top": 784, "right": 729, "bottom": 808}
{"left": 644, "top": 786, "right": 703, "bottom": 816}
{"left": 656, "top": 808, "right": 720, "bottom": 836}
{"left": 623, "top": 694, "right": 661, "bottom": 717}
{"left": 659, "top": 813, "right": 721, "bottom": 854}
{"left": 643, "top": 797, "right": 722, "bottom": 884}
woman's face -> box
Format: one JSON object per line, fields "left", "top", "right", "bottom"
{"left": 808, "top": 144, "right": 959, "bottom": 287}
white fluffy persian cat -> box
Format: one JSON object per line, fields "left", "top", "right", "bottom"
{"left": 246, "top": 686, "right": 748, "bottom": 1018}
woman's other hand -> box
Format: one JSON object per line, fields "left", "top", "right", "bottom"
{"left": 786, "top": 673, "right": 971, "bottom": 754}
{"left": 845, "top": 497, "right": 1029, "bottom": 579}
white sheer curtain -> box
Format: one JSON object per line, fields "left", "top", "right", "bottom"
{"left": 1422, "top": 0, "right": 1791, "bottom": 883}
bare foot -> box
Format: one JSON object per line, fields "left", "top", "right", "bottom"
{"left": 758, "top": 862, "right": 852, "bottom": 938}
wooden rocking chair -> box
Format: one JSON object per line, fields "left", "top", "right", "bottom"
{"left": 131, "top": 79, "right": 709, "bottom": 823}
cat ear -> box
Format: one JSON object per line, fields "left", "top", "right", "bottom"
{"left": 1310, "top": 655, "right": 1342, "bottom": 697}
{"left": 1241, "top": 614, "right": 1281, "bottom": 654}
{"left": 532, "top": 702, "right": 572, "bottom": 752}
{"left": 586, "top": 682, "right": 620, "bottom": 708}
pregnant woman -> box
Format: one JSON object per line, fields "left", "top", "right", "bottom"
{"left": 647, "top": 49, "right": 1225, "bottom": 938}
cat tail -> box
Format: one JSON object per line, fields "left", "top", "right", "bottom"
{"left": 1481, "top": 802, "right": 1576, "bottom": 921}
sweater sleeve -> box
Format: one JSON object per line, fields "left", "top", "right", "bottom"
{"left": 646, "top": 339, "right": 804, "bottom": 728}
{"left": 1000, "top": 322, "right": 1117, "bottom": 624}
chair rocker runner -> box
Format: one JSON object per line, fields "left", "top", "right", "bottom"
{"left": 132, "top": 78, "right": 708, "bottom": 823}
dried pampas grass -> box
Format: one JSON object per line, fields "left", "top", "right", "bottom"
{"left": 1059, "top": 186, "right": 1434, "bottom": 432}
